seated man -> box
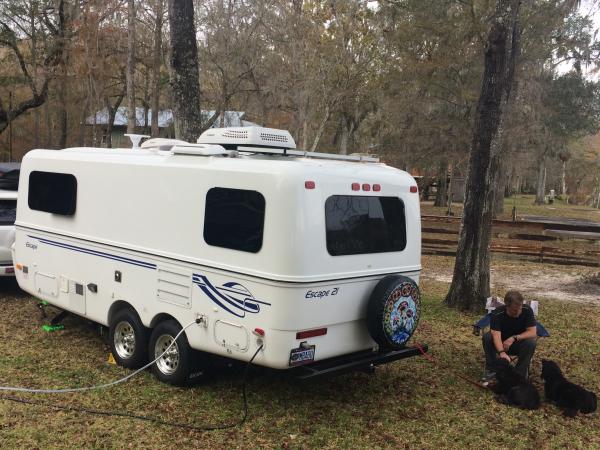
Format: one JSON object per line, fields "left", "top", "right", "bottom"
{"left": 482, "top": 290, "right": 537, "bottom": 381}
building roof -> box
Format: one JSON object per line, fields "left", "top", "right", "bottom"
{"left": 85, "top": 108, "right": 256, "bottom": 128}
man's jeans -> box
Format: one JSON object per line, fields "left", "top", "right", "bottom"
{"left": 482, "top": 331, "right": 536, "bottom": 379}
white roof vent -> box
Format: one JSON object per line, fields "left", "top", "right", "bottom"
{"left": 141, "top": 138, "right": 188, "bottom": 152}
{"left": 197, "top": 126, "right": 296, "bottom": 149}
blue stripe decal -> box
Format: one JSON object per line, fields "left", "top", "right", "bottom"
{"left": 27, "top": 235, "right": 156, "bottom": 269}
{"left": 192, "top": 273, "right": 270, "bottom": 318}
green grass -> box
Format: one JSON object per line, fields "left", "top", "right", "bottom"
{"left": 422, "top": 194, "right": 600, "bottom": 222}
{"left": 0, "top": 276, "right": 599, "bottom": 449}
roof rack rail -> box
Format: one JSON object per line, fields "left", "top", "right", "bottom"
{"left": 235, "top": 146, "right": 379, "bottom": 163}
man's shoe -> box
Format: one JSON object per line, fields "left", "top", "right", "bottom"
{"left": 481, "top": 370, "right": 496, "bottom": 382}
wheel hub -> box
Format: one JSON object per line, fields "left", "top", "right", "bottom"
{"left": 114, "top": 321, "right": 136, "bottom": 359}
{"left": 155, "top": 334, "right": 179, "bottom": 375}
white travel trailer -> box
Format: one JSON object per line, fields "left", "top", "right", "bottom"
{"left": 13, "top": 127, "right": 425, "bottom": 385}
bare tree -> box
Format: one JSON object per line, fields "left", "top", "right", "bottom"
{"left": 126, "top": 0, "right": 136, "bottom": 134}
{"left": 0, "top": 0, "right": 69, "bottom": 135}
{"left": 444, "top": 0, "right": 522, "bottom": 312}
{"left": 168, "top": 0, "right": 202, "bottom": 141}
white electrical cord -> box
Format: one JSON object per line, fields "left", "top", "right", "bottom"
{"left": 0, "top": 320, "right": 198, "bottom": 394}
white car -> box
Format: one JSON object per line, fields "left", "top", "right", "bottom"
{"left": 0, "top": 188, "right": 17, "bottom": 276}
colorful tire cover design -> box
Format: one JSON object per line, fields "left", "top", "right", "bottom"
{"left": 367, "top": 275, "right": 421, "bottom": 349}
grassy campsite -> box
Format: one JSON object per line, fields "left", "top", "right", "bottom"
{"left": 0, "top": 254, "right": 599, "bottom": 449}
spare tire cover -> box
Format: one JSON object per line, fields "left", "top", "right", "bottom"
{"left": 366, "top": 275, "right": 421, "bottom": 350}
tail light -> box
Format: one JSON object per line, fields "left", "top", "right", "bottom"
{"left": 296, "top": 328, "right": 327, "bottom": 339}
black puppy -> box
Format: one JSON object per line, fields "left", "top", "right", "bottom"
{"left": 541, "top": 359, "right": 597, "bottom": 417}
{"left": 493, "top": 358, "right": 541, "bottom": 410}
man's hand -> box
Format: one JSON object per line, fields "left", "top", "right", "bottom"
{"left": 502, "top": 337, "right": 515, "bottom": 352}
{"left": 499, "top": 351, "right": 511, "bottom": 363}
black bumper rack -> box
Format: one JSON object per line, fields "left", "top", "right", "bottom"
{"left": 291, "top": 344, "right": 428, "bottom": 380}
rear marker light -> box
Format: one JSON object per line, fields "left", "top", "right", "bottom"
{"left": 410, "top": 186, "right": 418, "bottom": 193}
{"left": 373, "top": 184, "right": 381, "bottom": 192}
{"left": 351, "top": 183, "right": 360, "bottom": 191}
{"left": 15, "top": 263, "right": 23, "bottom": 271}
{"left": 362, "top": 184, "right": 371, "bottom": 191}
{"left": 305, "top": 181, "right": 315, "bottom": 189}
{"left": 253, "top": 328, "right": 265, "bottom": 337}
{"left": 296, "top": 328, "right": 328, "bottom": 339}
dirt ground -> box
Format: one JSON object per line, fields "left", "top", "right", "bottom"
{"left": 421, "top": 254, "right": 600, "bottom": 306}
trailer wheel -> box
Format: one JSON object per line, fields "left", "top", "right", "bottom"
{"left": 366, "top": 275, "right": 421, "bottom": 350}
{"left": 109, "top": 308, "right": 149, "bottom": 369}
{"left": 149, "top": 320, "right": 205, "bottom": 386}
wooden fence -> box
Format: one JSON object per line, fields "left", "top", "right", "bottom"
{"left": 422, "top": 215, "right": 600, "bottom": 267}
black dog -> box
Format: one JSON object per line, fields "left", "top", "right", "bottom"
{"left": 541, "top": 359, "right": 597, "bottom": 417}
{"left": 493, "top": 358, "right": 541, "bottom": 410}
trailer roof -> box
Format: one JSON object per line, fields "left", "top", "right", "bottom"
{"left": 24, "top": 147, "right": 415, "bottom": 186}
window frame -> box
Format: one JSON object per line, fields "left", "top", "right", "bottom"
{"left": 28, "top": 171, "right": 78, "bottom": 216}
{"left": 324, "top": 194, "right": 407, "bottom": 256}
{"left": 203, "top": 187, "right": 266, "bottom": 254}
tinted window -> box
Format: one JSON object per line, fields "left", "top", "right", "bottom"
{"left": 204, "top": 188, "right": 265, "bottom": 253}
{"left": 325, "top": 196, "right": 406, "bottom": 256}
{"left": 0, "top": 200, "right": 17, "bottom": 225}
{"left": 28, "top": 171, "right": 77, "bottom": 216}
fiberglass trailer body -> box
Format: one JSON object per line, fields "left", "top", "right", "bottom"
{"left": 13, "top": 127, "right": 425, "bottom": 384}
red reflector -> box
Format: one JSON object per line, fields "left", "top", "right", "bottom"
{"left": 362, "top": 184, "right": 371, "bottom": 191}
{"left": 410, "top": 186, "right": 418, "bottom": 193}
{"left": 351, "top": 183, "right": 360, "bottom": 191}
{"left": 253, "top": 327, "right": 265, "bottom": 337}
{"left": 372, "top": 184, "right": 381, "bottom": 192}
{"left": 296, "top": 328, "right": 327, "bottom": 339}
{"left": 5, "top": 267, "right": 14, "bottom": 274}
{"left": 304, "top": 181, "right": 315, "bottom": 189}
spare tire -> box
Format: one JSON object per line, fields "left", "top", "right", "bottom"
{"left": 366, "top": 275, "right": 421, "bottom": 350}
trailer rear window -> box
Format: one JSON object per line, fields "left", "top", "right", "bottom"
{"left": 325, "top": 196, "right": 406, "bottom": 256}
{"left": 204, "top": 187, "right": 265, "bottom": 253}
{"left": 0, "top": 200, "right": 17, "bottom": 225}
{"left": 28, "top": 171, "right": 77, "bottom": 216}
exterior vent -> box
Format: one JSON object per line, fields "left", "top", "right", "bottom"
{"left": 223, "top": 130, "right": 248, "bottom": 139}
{"left": 260, "top": 132, "right": 289, "bottom": 143}
{"left": 197, "top": 126, "right": 296, "bottom": 149}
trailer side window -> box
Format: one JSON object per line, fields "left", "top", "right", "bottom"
{"left": 325, "top": 196, "right": 406, "bottom": 256}
{"left": 204, "top": 187, "right": 265, "bottom": 253}
{"left": 28, "top": 171, "right": 77, "bottom": 216}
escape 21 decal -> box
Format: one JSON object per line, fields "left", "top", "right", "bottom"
{"left": 305, "top": 288, "right": 339, "bottom": 299}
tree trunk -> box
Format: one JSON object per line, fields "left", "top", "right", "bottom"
{"left": 561, "top": 159, "right": 567, "bottom": 197}
{"left": 105, "top": 94, "right": 125, "bottom": 149}
{"left": 58, "top": 65, "right": 68, "bottom": 148}
{"left": 44, "top": 98, "right": 53, "bottom": 148}
{"left": 126, "top": 0, "right": 136, "bottom": 134}
{"left": 309, "top": 103, "right": 332, "bottom": 152}
{"left": 168, "top": 0, "right": 203, "bottom": 142}
{"left": 339, "top": 118, "right": 349, "bottom": 155}
{"left": 77, "top": 94, "right": 89, "bottom": 146}
{"left": 434, "top": 159, "right": 448, "bottom": 207}
{"left": 151, "top": 0, "right": 164, "bottom": 137}
{"left": 535, "top": 156, "right": 546, "bottom": 204}
{"left": 494, "top": 159, "right": 507, "bottom": 217}
{"left": 446, "top": 164, "right": 454, "bottom": 216}
{"left": 444, "top": 0, "right": 522, "bottom": 312}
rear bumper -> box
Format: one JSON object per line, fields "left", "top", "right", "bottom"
{"left": 290, "top": 344, "right": 428, "bottom": 380}
{"left": 0, "top": 263, "right": 14, "bottom": 276}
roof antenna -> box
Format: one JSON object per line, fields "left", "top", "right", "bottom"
{"left": 125, "top": 133, "right": 150, "bottom": 149}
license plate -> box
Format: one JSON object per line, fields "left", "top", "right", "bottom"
{"left": 289, "top": 345, "right": 315, "bottom": 366}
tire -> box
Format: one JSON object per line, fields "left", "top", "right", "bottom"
{"left": 109, "top": 308, "right": 149, "bottom": 369}
{"left": 366, "top": 275, "right": 421, "bottom": 350}
{"left": 149, "top": 320, "right": 206, "bottom": 386}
